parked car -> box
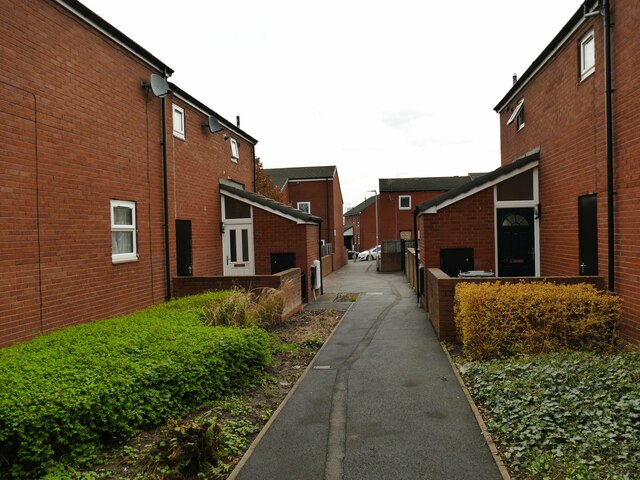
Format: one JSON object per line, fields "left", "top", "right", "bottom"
{"left": 347, "top": 249, "right": 359, "bottom": 259}
{"left": 357, "top": 245, "right": 381, "bottom": 261}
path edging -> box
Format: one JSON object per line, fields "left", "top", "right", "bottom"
{"left": 439, "top": 343, "right": 512, "bottom": 480}
{"left": 227, "top": 303, "right": 353, "bottom": 480}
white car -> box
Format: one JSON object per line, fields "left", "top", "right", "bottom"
{"left": 357, "top": 245, "right": 381, "bottom": 261}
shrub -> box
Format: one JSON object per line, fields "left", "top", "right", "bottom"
{"left": 454, "top": 281, "right": 620, "bottom": 360}
{"left": 202, "top": 288, "right": 284, "bottom": 329}
{"left": 0, "top": 293, "right": 272, "bottom": 479}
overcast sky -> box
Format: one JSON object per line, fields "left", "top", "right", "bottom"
{"left": 80, "top": 0, "right": 582, "bottom": 211}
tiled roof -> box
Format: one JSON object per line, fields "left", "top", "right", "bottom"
{"left": 344, "top": 195, "right": 377, "bottom": 216}
{"left": 220, "top": 184, "right": 321, "bottom": 224}
{"left": 264, "top": 166, "right": 337, "bottom": 189}
{"left": 379, "top": 176, "right": 473, "bottom": 193}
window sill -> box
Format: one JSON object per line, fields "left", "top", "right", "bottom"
{"left": 173, "top": 132, "right": 186, "bottom": 141}
{"left": 580, "top": 69, "right": 595, "bottom": 82}
{"left": 112, "top": 255, "right": 139, "bottom": 265}
{"left": 231, "top": 157, "right": 239, "bottom": 163}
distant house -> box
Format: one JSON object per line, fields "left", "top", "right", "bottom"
{"left": 344, "top": 195, "right": 378, "bottom": 253}
{"left": 0, "top": 0, "right": 321, "bottom": 346}
{"left": 378, "top": 176, "right": 475, "bottom": 242}
{"left": 265, "top": 166, "right": 346, "bottom": 272}
{"left": 416, "top": 0, "right": 640, "bottom": 343}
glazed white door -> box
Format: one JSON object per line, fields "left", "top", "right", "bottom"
{"left": 223, "top": 223, "right": 254, "bottom": 275}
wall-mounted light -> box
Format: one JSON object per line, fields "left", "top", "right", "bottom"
{"left": 534, "top": 203, "right": 541, "bottom": 219}
{"left": 220, "top": 221, "right": 226, "bottom": 234}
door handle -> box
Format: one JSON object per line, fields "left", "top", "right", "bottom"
{"left": 580, "top": 262, "right": 586, "bottom": 275}
{"left": 226, "top": 256, "right": 229, "bottom": 265}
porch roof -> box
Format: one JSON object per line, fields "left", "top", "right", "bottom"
{"left": 220, "top": 184, "right": 322, "bottom": 225}
{"left": 415, "top": 148, "right": 540, "bottom": 215}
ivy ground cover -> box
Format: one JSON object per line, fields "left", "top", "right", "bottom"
{"left": 465, "top": 352, "right": 640, "bottom": 479}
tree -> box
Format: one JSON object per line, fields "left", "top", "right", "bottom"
{"left": 255, "top": 158, "right": 288, "bottom": 204}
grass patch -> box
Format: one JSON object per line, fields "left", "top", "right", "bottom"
{"left": 0, "top": 292, "right": 272, "bottom": 479}
{"left": 464, "top": 351, "right": 640, "bottom": 479}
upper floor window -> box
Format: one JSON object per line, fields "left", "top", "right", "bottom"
{"left": 580, "top": 30, "right": 595, "bottom": 80}
{"left": 507, "top": 98, "right": 525, "bottom": 131}
{"left": 399, "top": 195, "right": 411, "bottom": 210}
{"left": 111, "top": 200, "right": 137, "bottom": 263}
{"left": 172, "top": 105, "right": 185, "bottom": 140}
{"left": 297, "top": 201, "right": 311, "bottom": 214}
{"left": 230, "top": 138, "right": 239, "bottom": 163}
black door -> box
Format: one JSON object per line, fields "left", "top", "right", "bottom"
{"left": 270, "top": 252, "right": 296, "bottom": 274}
{"left": 578, "top": 195, "right": 598, "bottom": 275}
{"left": 497, "top": 208, "right": 535, "bottom": 277}
{"left": 176, "top": 220, "right": 192, "bottom": 276}
{"left": 440, "top": 248, "right": 474, "bottom": 277}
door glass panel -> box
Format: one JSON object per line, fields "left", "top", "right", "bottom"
{"left": 230, "top": 230, "right": 237, "bottom": 262}
{"left": 224, "top": 196, "right": 251, "bottom": 219}
{"left": 241, "top": 229, "right": 249, "bottom": 262}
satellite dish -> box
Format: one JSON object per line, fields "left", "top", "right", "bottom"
{"left": 206, "top": 116, "right": 223, "bottom": 133}
{"left": 149, "top": 73, "right": 170, "bottom": 97}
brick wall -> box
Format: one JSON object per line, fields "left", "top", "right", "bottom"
{"left": 331, "top": 172, "right": 346, "bottom": 270}
{"left": 497, "top": 0, "right": 640, "bottom": 342}
{"left": 172, "top": 267, "right": 302, "bottom": 320}
{"left": 427, "top": 268, "right": 605, "bottom": 341}
{"left": 0, "top": 0, "right": 255, "bottom": 346}
{"left": 252, "top": 207, "right": 319, "bottom": 302}
{"left": 378, "top": 190, "right": 443, "bottom": 242}
{"left": 357, "top": 203, "right": 378, "bottom": 252}
{"left": 419, "top": 188, "right": 495, "bottom": 308}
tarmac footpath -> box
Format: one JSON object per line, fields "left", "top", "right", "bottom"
{"left": 232, "top": 261, "right": 502, "bottom": 480}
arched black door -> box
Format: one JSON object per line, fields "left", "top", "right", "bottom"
{"left": 497, "top": 208, "right": 535, "bottom": 277}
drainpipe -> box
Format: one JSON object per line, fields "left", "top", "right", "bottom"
{"left": 160, "top": 91, "right": 172, "bottom": 300}
{"left": 603, "top": 0, "right": 615, "bottom": 292}
{"left": 318, "top": 219, "right": 324, "bottom": 295}
{"left": 413, "top": 206, "right": 420, "bottom": 304}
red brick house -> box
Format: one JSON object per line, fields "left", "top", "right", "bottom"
{"left": 0, "top": 0, "right": 321, "bottom": 346}
{"left": 344, "top": 195, "right": 378, "bottom": 254}
{"left": 416, "top": 0, "right": 640, "bottom": 343}
{"left": 378, "top": 176, "right": 475, "bottom": 242}
{"left": 265, "top": 166, "right": 346, "bottom": 271}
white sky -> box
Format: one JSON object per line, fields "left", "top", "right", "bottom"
{"left": 80, "top": 0, "right": 582, "bottom": 211}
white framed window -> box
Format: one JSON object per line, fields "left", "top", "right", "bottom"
{"left": 580, "top": 30, "right": 595, "bottom": 80}
{"left": 297, "top": 201, "right": 311, "bottom": 214}
{"left": 172, "top": 105, "right": 185, "bottom": 140}
{"left": 507, "top": 98, "right": 525, "bottom": 130}
{"left": 110, "top": 200, "right": 137, "bottom": 263}
{"left": 230, "top": 138, "right": 239, "bottom": 163}
{"left": 399, "top": 195, "right": 411, "bottom": 210}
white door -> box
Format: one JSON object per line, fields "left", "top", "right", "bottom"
{"left": 223, "top": 222, "right": 254, "bottom": 275}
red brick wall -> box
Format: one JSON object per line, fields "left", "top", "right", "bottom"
{"left": 354, "top": 203, "right": 378, "bottom": 252}
{"left": 252, "top": 208, "right": 319, "bottom": 302}
{"left": 419, "top": 188, "right": 495, "bottom": 307}
{"left": 497, "top": 0, "right": 640, "bottom": 342}
{"left": 0, "top": 0, "right": 255, "bottom": 346}
{"left": 378, "top": 190, "right": 444, "bottom": 241}
{"left": 331, "top": 173, "right": 346, "bottom": 270}
{"left": 170, "top": 98, "right": 254, "bottom": 277}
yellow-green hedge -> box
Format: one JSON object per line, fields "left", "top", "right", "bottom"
{"left": 454, "top": 281, "right": 620, "bottom": 360}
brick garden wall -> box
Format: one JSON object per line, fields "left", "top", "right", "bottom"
{"left": 427, "top": 268, "right": 606, "bottom": 341}
{"left": 172, "top": 268, "right": 302, "bottom": 320}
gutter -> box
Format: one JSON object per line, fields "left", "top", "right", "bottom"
{"left": 603, "top": 0, "right": 615, "bottom": 292}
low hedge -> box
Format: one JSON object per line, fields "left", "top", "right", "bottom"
{"left": 0, "top": 293, "right": 272, "bottom": 478}
{"left": 454, "top": 281, "right": 620, "bottom": 360}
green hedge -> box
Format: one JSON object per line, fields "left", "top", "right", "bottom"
{"left": 0, "top": 293, "right": 272, "bottom": 478}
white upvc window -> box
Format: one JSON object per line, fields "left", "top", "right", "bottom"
{"left": 507, "top": 98, "right": 525, "bottom": 130}
{"left": 172, "top": 105, "right": 185, "bottom": 140}
{"left": 297, "top": 201, "right": 311, "bottom": 214}
{"left": 111, "top": 200, "right": 137, "bottom": 263}
{"left": 230, "top": 138, "right": 239, "bottom": 163}
{"left": 580, "top": 30, "right": 595, "bottom": 80}
{"left": 399, "top": 195, "right": 411, "bottom": 210}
